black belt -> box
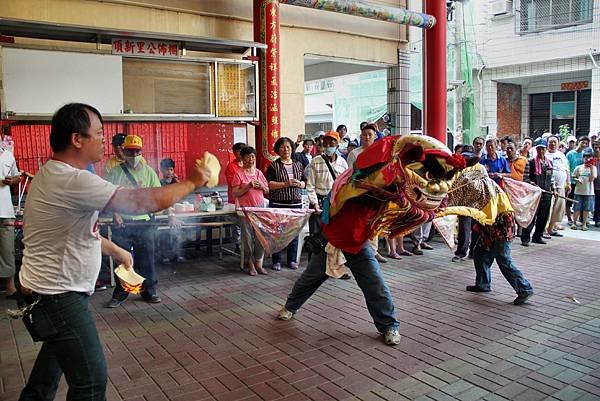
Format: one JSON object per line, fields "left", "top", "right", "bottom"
{"left": 34, "top": 291, "right": 82, "bottom": 300}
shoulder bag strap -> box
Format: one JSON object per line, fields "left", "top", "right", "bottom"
{"left": 120, "top": 163, "right": 140, "bottom": 188}
{"left": 321, "top": 155, "right": 337, "bottom": 180}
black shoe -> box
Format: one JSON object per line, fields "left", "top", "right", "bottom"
{"left": 532, "top": 238, "right": 547, "bottom": 245}
{"left": 521, "top": 242, "right": 530, "bottom": 247}
{"left": 514, "top": 292, "right": 533, "bottom": 305}
{"left": 411, "top": 247, "right": 424, "bottom": 256}
{"left": 595, "top": 222, "right": 600, "bottom": 228}
{"left": 234, "top": 244, "right": 241, "bottom": 254}
{"left": 466, "top": 285, "right": 491, "bottom": 293}
{"left": 5, "top": 292, "right": 17, "bottom": 300}
{"left": 107, "top": 298, "right": 124, "bottom": 308}
{"left": 451, "top": 256, "right": 464, "bottom": 262}
{"left": 144, "top": 294, "right": 162, "bottom": 304}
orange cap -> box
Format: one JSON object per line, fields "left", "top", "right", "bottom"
{"left": 323, "top": 131, "right": 341, "bottom": 143}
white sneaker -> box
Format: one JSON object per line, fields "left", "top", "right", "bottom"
{"left": 383, "top": 329, "right": 401, "bottom": 346}
{"left": 278, "top": 307, "right": 293, "bottom": 321}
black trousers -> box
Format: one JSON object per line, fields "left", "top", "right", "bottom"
{"left": 455, "top": 216, "right": 472, "bottom": 258}
{"left": 521, "top": 197, "right": 552, "bottom": 243}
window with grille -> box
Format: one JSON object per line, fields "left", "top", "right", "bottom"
{"left": 516, "top": 0, "right": 593, "bottom": 34}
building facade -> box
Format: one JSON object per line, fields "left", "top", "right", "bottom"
{"left": 472, "top": 0, "right": 599, "bottom": 140}
{"left": 0, "top": 0, "right": 410, "bottom": 176}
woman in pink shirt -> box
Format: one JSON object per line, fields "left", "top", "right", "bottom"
{"left": 232, "top": 147, "right": 269, "bottom": 275}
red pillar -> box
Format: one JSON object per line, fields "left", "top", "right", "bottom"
{"left": 253, "top": 0, "right": 281, "bottom": 169}
{"left": 423, "top": 0, "right": 447, "bottom": 144}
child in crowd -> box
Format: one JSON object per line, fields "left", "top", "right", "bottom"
{"left": 159, "top": 158, "right": 185, "bottom": 263}
{"left": 571, "top": 149, "right": 597, "bottom": 231}
{"left": 160, "top": 158, "right": 179, "bottom": 185}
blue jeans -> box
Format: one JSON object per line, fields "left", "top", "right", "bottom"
{"left": 473, "top": 240, "right": 534, "bottom": 296}
{"left": 284, "top": 242, "right": 399, "bottom": 333}
{"left": 19, "top": 292, "right": 107, "bottom": 401}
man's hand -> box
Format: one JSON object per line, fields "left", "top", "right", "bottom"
{"left": 187, "top": 160, "right": 211, "bottom": 189}
{"left": 112, "top": 246, "right": 133, "bottom": 270}
{"left": 113, "top": 213, "right": 125, "bottom": 228}
{"left": 1, "top": 176, "right": 19, "bottom": 186}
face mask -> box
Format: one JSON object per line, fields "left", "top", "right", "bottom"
{"left": 125, "top": 155, "right": 141, "bottom": 168}
{"left": 325, "top": 147, "right": 336, "bottom": 156}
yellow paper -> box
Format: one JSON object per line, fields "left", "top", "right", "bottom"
{"left": 196, "top": 151, "right": 221, "bottom": 188}
{"left": 114, "top": 264, "right": 145, "bottom": 286}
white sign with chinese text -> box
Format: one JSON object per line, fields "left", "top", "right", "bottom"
{"left": 111, "top": 38, "right": 179, "bottom": 58}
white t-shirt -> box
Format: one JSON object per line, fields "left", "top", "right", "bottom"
{"left": 545, "top": 150, "right": 569, "bottom": 188}
{"left": 346, "top": 146, "right": 365, "bottom": 168}
{"left": 573, "top": 165, "right": 597, "bottom": 196}
{"left": 0, "top": 150, "right": 19, "bottom": 218}
{"left": 20, "top": 160, "right": 118, "bottom": 295}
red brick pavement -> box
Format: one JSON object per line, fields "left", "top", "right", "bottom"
{"left": 2, "top": 235, "right": 600, "bottom": 401}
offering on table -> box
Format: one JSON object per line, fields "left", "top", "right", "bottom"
{"left": 114, "top": 264, "right": 145, "bottom": 294}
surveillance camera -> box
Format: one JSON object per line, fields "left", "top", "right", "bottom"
{"left": 449, "top": 79, "right": 466, "bottom": 86}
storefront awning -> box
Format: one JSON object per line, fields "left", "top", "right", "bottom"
{"left": 0, "top": 18, "right": 266, "bottom": 54}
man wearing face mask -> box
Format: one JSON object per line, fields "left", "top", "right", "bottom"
{"left": 106, "top": 134, "right": 162, "bottom": 307}
{"left": 306, "top": 131, "right": 348, "bottom": 236}
{"left": 103, "top": 133, "right": 147, "bottom": 176}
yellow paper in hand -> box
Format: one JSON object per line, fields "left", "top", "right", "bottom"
{"left": 197, "top": 151, "right": 221, "bottom": 188}
{"left": 114, "top": 264, "right": 145, "bottom": 294}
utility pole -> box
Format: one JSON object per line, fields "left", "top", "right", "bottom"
{"left": 453, "top": 0, "right": 463, "bottom": 145}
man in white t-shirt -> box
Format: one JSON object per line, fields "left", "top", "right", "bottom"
{"left": 18, "top": 103, "right": 211, "bottom": 401}
{"left": 545, "top": 135, "right": 570, "bottom": 236}
{"left": 0, "top": 145, "right": 20, "bottom": 298}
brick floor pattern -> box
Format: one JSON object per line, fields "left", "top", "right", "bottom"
{"left": 2, "top": 236, "right": 600, "bottom": 401}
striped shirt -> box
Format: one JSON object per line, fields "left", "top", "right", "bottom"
{"left": 266, "top": 158, "right": 305, "bottom": 205}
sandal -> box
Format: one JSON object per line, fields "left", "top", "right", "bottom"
{"left": 420, "top": 243, "right": 433, "bottom": 250}
{"left": 388, "top": 252, "right": 402, "bottom": 260}
{"left": 398, "top": 250, "right": 413, "bottom": 256}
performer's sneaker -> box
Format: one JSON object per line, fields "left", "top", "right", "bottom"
{"left": 278, "top": 307, "right": 293, "bottom": 321}
{"left": 375, "top": 253, "right": 388, "bottom": 263}
{"left": 514, "top": 292, "right": 533, "bottom": 305}
{"left": 383, "top": 329, "right": 401, "bottom": 346}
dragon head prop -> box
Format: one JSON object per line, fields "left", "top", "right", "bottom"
{"left": 392, "top": 135, "right": 466, "bottom": 210}
{"left": 324, "top": 134, "right": 466, "bottom": 254}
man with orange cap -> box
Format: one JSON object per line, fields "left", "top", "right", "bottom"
{"left": 305, "top": 131, "right": 348, "bottom": 235}
{"left": 106, "top": 134, "right": 162, "bottom": 307}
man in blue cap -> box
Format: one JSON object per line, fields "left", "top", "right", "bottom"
{"left": 521, "top": 138, "right": 554, "bottom": 246}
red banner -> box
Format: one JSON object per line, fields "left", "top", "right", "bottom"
{"left": 255, "top": 0, "right": 280, "bottom": 168}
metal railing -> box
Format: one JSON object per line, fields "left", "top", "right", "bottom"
{"left": 515, "top": 0, "right": 594, "bottom": 34}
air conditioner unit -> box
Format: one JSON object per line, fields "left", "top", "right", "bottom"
{"left": 490, "top": 0, "right": 512, "bottom": 16}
